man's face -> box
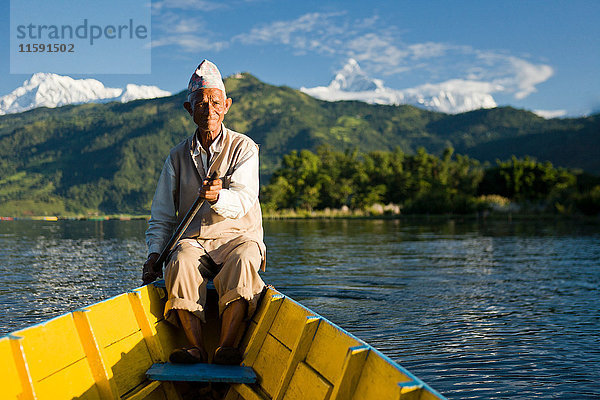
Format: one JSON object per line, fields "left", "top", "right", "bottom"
{"left": 184, "top": 88, "right": 232, "bottom": 135}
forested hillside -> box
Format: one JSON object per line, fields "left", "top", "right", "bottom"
{"left": 260, "top": 147, "right": 600, "bottom": 216}
{"left": 0, "top": 73, "right": 598, "bottom": 216}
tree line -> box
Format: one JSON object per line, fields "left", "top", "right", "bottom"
{"left": 260, "top": 146, "right": 600, "bottom": 216}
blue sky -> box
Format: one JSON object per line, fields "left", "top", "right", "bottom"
{"left": 1, "top": 0, "right": 599, "bottom": 116}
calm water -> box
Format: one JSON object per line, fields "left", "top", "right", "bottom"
{"left": 1, "top": 218, "right": 599, "bottom": 399}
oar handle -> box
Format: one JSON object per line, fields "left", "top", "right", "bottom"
{"left": 153, "top": 171, "right": 219, "bottom": 273}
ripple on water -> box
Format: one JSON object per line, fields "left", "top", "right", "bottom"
{"left": 1, "top": 218, "right": 599, "bottom": 399}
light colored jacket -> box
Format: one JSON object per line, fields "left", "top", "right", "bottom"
{"left": 146, "top": 125, "right": 265, "bottom": 269}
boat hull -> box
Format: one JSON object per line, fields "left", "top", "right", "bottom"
{"left": 0, "top": 282, "right": 446, "bottom": 399}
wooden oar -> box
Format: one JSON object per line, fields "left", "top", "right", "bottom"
{"left": 143, "top": 171, "right": 218, "bottom": 284}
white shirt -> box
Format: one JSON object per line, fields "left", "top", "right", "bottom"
{"left": 146, "top": 126, "right": 259, "bottom": 256}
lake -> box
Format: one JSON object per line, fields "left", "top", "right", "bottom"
{"left": 1, "top": 218, "right": 599, "bottom": 399}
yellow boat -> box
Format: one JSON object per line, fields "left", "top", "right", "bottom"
{"left": 0, "top": 281, "right": 446, "bottom": 399}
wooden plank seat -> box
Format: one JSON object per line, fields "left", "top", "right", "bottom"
{"left": 147, "top": 363, "right": 257, "bottom": 383}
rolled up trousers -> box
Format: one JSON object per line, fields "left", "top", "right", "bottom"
{"left": 163, "top": 239, "right": 265, "bottom": 324}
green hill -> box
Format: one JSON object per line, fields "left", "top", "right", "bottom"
{"left": 0, "top": 73, "right": 598, "bottom": 216}
{"left": 466, "top": 114, "right": 599, "bottom": 172}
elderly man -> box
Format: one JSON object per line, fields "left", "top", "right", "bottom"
{"left": 142, "top": 60, "right": 265, "bottom": 365}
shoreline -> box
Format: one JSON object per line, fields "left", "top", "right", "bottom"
{"left": 1, "top": 211, "right": 598, "bottom": 223}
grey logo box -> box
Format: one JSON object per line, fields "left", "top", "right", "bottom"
{"left": 10, "top": 0, "right": 151, "bottom": 74}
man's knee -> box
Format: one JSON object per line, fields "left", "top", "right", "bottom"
{"left": 215, "top": 242, "right": 262, "bottom": 284}
{"left": 229, "top": 242, "right": 262, "bottom": 269}
{"left": 166, "top": 243, "right": 203, "bottom": 277}
{"left": 213, "top": 241, "right": 265, "bottom": 316}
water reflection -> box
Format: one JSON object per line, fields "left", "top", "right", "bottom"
{"left": 1, "top": 218, "right": 599, "bottom": 399}
{"left": 260, "top": 219, "right": 600, "bottom": 399}
{"left": 0, "top": 220, "right": 147, "bottom": 329}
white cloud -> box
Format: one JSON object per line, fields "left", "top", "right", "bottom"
{"left": 346, "top": 33, "right": 410, "bottom": 73}
{"left": 301, "top": 59, "right": 500, "bottom": 114}
{"left": 148, "top": 9, "right": 555, "bottom": 102}
{"left": 473, "top": 52, "right": 554, "bottom": 99}
{"left": 302, "top": 78, "right": 500, "bottom": 114}
{"left": 151, "top": 35, "right": 228, "bottom": 52}
{"left": 411, "top": 79, "right": 503, "bottom": 97}
{"left": 408, "top": 42, "right": 452, "bottom": 60}
{"left": 155, "top": 12, "right": 203, "bottom": 34}
{"left": 345, "top": 35, "right": 553, "bottom": 101}
{"left": 506, "top": 56, "right": 554, "bottom": 99}
{"left": 233, "top": 11, "right": 346, "bottom": 55}
{"left": 168, "top": 19, "right": 199, "bottom": 34}
{"left": 533, "top": 109, "right": 567, "bottom": 119}
{"left": 228, "top": 12, "right": 556, "bottom": 102}
{"left": 248, "top": 13, "right": 407, "bottom": 71}
{"left": 151, "top": 12, "right": 228, "bottom": 51}
{"left": 152, "top": 0, "right": 224, "bottom": 12}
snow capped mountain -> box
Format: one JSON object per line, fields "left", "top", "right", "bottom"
{"left": 0, "top": 73, "right": 171, "bottom": 115}
{"left": 301, "top": 59, "right": 500, "bottom": 114}
{"left": 328, "top": 59, "right": 385, "bottom": 92}
{"left": 533, "top": 109, "right": 567, "bottom": 119}
{"left": 118, "top": 84, "right": 172, "bottom": 103}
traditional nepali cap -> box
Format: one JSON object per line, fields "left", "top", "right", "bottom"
{"left": 187, "top": 59, "right": 227, "bottom": 98}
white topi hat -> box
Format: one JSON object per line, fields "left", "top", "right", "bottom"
{"left": 187, "top": 59, "right": 227, "bottom": 99}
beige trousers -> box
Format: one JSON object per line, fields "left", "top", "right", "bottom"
{"left": 164, "top": 238, "right": 265, "bottom": 324}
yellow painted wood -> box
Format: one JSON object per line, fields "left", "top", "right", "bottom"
{"left": 128, "top": 290, "right": 183, "bottom": 400}
{"left": 16, "top": 313, "right": 86, "bottom": 383}
{"left": 18, "top": 313, "right": 105, "bottom": 400}
{"left": 72, "top": 309, "right": 120, "bottom": 399}
{"left": 231, "top": 383, "right": 266, "bottom": 400}
{"left": 250, "top": 287, "right": 278, "bottom": 323}
{"left": 273, "top": 316, "right": 321, "bottom": 400}
{"left": 5, "top": 336, "right": 35, "bottom": 399}
{"left": 282, "top": 362, "right": 332, "bottom": 400}
{"left": 154, "top": 320, "right": 187, "bottom": 362}
{"left": 418, "top": 387, "right": 445, "bottom": 400}
{"left": 121, "top": 381, "right": 162, "bottom": 400}
{"left": 141, "top": 388, "right": 170, "bottom": 400}
{"left": 85, "top": 294, "right": 142, "bottom": 348}
{"left": 329, "top": 345, "right": 370, "bottom": 400}
{"left": 102, "top": 330, "right": 154, "bottom": 398}
{"left": 269, "top": 298, "right": 314, "bottom": 349}
{"left": 242, "top": 294, "right": 284, "bottom": 366}
{"left": 351, "top": 351, "right": 413, "bottom": 400}
{"left": 128, "top": 290, "right": 167, "bottom": 362}
{"left": 223, "top": 387, "right": 244, "bottom": 400}
{"left": 33, "top": 358, "right": 102, "bottom": 400}
{"left": 305, "top": 321, "right": 362, "bottom": 384}
{"left": 139, "top": 284, "right": 169, "bottom": 326}
{"left": 0, "top": 284, "right": 445, "bottom": 400}
{"left": 83, "top": 291, "right": 158, "bottom": 398}
{"left": 0, "top": 337, "right": 27, "bottom": 399}
{"left": 398, "top": 383, "right": 424, "bottom": 400}
{"left": 252, "top": 333, "right": 291, "bottom": 398}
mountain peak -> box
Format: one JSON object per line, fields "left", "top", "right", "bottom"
{"left": 28, "top": 72, "right": 61, "bottom": 85}
{"left": 0, "top": 73, "right": 171, "bottom": 115}
{"left": 329, "top": 59, "right": 384, "bottom": 92}
{"left": 301, "top": 59, "right": 498, "bottom": 114}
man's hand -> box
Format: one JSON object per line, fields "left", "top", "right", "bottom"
{"left": 142, "top": 253, "right": 161, "bottom": 284}
{"left": 199, "top": 177, "right": 222, "bottom": 204}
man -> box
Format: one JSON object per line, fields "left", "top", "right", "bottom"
{"left": 142, "top": 60, "right": 266, "bottom": 365}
